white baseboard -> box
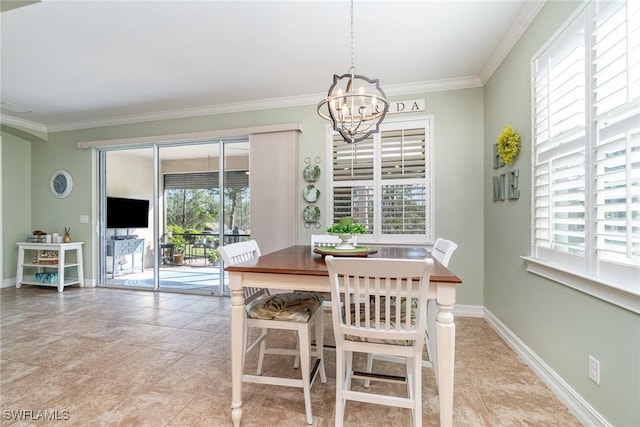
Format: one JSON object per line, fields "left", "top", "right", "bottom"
{"left": 1, "top": 278, "right": 15, "bottom": 289}
{"left": 482, "top": 308, "right": 610, "bottom": 427}
{"left": 1, "top": 278, "right": 95, "bottom": 289}
{"left": 453, "top": 303, "right": 484, "bottom": 317}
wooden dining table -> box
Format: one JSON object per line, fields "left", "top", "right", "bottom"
{"left": 226, "top": 245, "right": 463, "bottom": 426}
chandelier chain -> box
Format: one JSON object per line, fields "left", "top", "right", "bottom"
{"left": 350, "top": 0, "right": 354, "bottom": 69}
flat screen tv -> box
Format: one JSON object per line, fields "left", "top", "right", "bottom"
{"left": 106, "top": 197, "right": 150, "bottom": 229}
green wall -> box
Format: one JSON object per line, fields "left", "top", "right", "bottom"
{"left": 1, "top": 133, "right": 31, "bottom": 282}
{"left": 483, "top": 1, "right": 640, "bottom": 425}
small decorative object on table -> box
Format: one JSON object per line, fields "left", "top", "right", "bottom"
{"left": 326, "top": 216, "right": 367, "bottom": 250}
{"left": 63, "top": 227, "right": 71, "bottom": 243}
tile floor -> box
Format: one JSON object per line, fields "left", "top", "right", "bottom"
{"left": 0, "top": 286, "right": 581, "bottom": 426}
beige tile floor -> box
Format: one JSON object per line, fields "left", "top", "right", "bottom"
{"left": 0, "top": 286, "right": 581, "bottom": 426}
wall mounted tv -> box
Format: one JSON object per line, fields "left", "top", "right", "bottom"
{"left": 106, "top": 197, "right": 150, "bottom": 229}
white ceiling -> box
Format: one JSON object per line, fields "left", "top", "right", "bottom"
{"left": 0, "top": 0, "right": 544, "bottom": 133}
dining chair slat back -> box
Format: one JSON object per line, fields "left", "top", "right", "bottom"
{"left": 325, "top": 255, "right": 433, "bottom": 427}
{"left": 311, "top": 234, "right": 357, "bottom": 252}
{"left": 218, "top": 239, "right": 266, "bottom": 303}
{"left": 218, "top": 239, "right": 327, "bottom": 425}
{"left": 365, "top": 238, "right": 459, "bottom": 380}
{"left": 432, "top": 238, "right": 458, "bottom": 267}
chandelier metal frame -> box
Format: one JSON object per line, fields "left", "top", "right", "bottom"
{"left": 317, "top": 0, "right": 388, "bottom": 144}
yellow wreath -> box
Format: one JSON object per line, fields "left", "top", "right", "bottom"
{"left": 497, "top": 125, "right": 521, "bottom": 164}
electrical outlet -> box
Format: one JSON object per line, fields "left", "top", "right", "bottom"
{"left": 588, "top": 355, "right": 600, "bottom": 385}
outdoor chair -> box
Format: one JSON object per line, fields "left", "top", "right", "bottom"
{"left": 325, "top": 255, "right": 433, "bottom": 427}
{"left": 218, "top": 240, "right": 327, "bottom": 425}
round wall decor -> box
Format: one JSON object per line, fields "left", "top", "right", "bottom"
{"left": 303, "top": 164, "right": 320, "bottom": 182}
{"left": 303, "top": 184, "right": 320, "bottom": 203}
{"left": 50, "top": 170, "right": 73, "bottom": 198}
{"left": 303, "top": 205, "right": 320, "bottom": 223}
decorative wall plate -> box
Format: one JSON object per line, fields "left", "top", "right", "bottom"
{"left": 50, "top": 170, "right": 73, "bottom": 198}
{"left": 303, "top": 205, "right": 320, "bottom": 223}
{"left": 303, "top": 164, "right": 320, "bottom": 182}
{"left": 303, "top": 184, "right": 320, "bottom": 203}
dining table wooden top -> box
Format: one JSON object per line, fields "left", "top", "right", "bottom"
{"left": 225, "top": 244, "right": 462, "bottom": 284}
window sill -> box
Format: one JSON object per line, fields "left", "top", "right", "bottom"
{"left": 521, "top": 256, "right": 640, "bottom": 314}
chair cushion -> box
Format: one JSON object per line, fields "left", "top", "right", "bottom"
{"left": 344, "top": 302, "right": 418, "bottom": 346}
{"left": 247, "top": 292, "right": 323, "bottom": 322}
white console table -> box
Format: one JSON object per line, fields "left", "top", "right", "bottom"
{"left": 16, "top": 242, "right": 84, "bottom": 292}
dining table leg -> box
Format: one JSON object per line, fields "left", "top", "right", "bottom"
{"left": 436, "top": 287, "right": 456, "bottom": 427}
{"left": 229, "top": 274, "right": 246, "bottom": 427}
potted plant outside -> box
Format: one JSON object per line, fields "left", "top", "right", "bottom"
{"left": 207, "top": 248, "right": 220, "bottom": 266}
{"left": 168, "top": 225, "right": 186, "bottom": 264}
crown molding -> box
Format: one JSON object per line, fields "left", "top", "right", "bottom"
{"left": 385, "top": 76, "right": 484, "bottom": 96}
{"left": 0, "top": 114, "right": 48, "bottom": 141}
{"left": 47, "top": 94, "right": 319, "bottom": 133}
{"left": 0, "top": 113, "right": 48, "bottom": 134}
{"left": 480, "top": 0, "right": 546, "bottom": 83}
{"left": 47, "top": 76, "right": 485, "bottom": 133}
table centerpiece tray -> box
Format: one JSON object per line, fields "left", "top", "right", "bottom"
{"left": 313, "top": 246, "right": 377, "bottom": 257}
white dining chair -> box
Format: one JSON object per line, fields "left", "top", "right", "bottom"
{"left": 325, "top": 255, "right": 433, "bottom": 427}
{"left": 310, "top": 233, "right": 357, "bottom": 252}
{"left": 431, "top": 238, "right": 458, "bottom": 268}
{"left": 218, "top": 240, "right": 327, "bottom": 425}
{"left": 365, "top": 238, "right": 458, "bottom": 381}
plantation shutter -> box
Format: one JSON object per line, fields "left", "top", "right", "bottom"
{"left": 329, "top": 118, "right": 431, "bottom": 242}
{"left": 532, "top": 13, "right": 586, "bottom": 259}
{"left": 593, "top": 0, "right": 640, "bottom": 266}
{"left": 331, "top": 134, "right": 375, "bottom": 229}
{"left": 532, "top": 0, "right": 639, "bottom": 283}
{"left": 379, "top": 126, "right": 428, "bottom": 235}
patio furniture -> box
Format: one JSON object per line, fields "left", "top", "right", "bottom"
{"left": 160, "top": 242, "right": 174, "bottom": 266}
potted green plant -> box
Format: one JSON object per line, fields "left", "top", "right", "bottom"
{"left": 168, "top": 225, "right": 186, "bottom": 264}
{"left": 207, "top": 248, "right": 220, "bottom": 265}
{"left": 326, "top": 216, "right": 367, "bottom": 249}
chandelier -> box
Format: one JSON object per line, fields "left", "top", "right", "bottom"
{"left": 317, "top": 0, "right": 388, "bottom": 144}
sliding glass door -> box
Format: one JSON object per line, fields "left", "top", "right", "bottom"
{"left": 98, "top": 137, "right": 249, "bottom": 295}
{"left": 100, "top": 148, "right": 154, "bottom": 289}
{"left": 159, "top": 143, "right": 221, "bottom": 293}
{"left": 220, "top": 140, "right": 251, "bottom": 293}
